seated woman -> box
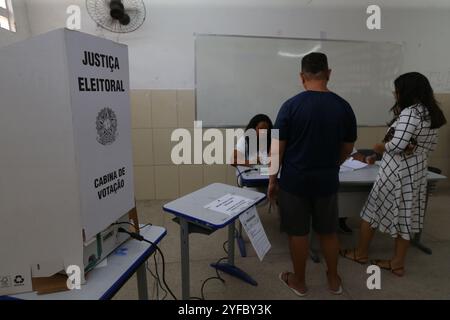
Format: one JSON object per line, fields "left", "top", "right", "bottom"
{"left": 232, "top": 114, "right": 273, "bottom": 167}
{"left": 340, "top": 72, "right": 447, "bottom": 276}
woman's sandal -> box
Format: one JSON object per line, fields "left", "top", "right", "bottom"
{"left": 278, "top": 271, "right": 308, "bottom": 297}
{"left": 370, "top": 259, "right": 405, "bottom": 277}
{"left": 339, "top": 248, "right": 369, "bottom": 265}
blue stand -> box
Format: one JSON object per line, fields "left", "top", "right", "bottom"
{"left": 210, "top": 262, "right": 258, "bottom": 286}
{"left": 237, "top": 235, "right": 247, "bottom": 257}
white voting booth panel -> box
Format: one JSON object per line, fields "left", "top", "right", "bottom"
{"left": 0, "top": 29, "right": 134, "bottom": 295}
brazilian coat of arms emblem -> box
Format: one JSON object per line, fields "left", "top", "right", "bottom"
{"left": 96, "top": 108, "right": 118, "bottom": 145}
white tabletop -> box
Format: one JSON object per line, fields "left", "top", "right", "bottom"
{"left": 339, "top": 165, "right": 447, "bottom": 185}
{"left": 163, "top": 183, "right": 266, "bottom": 228}
{"left": 5, "top": 225, "right": 166, "bottom": 300}
{"left": 237, "top": 165, "right": 447, "bottom": 186}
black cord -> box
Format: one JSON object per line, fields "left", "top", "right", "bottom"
{"left": 113, "top": 221, "right": 153, "bottom": 230}
{"left": 118, "top": 228, "right": 177, "bottom": 300}
{"left": 198, "top": 240, "right": 230, "bottom": 300}
{"left": 146, "top": 255, "right": 167, "bottom": 300}
{"left": 146, "top": 261, "right": 155, "bottom": 294}
{"left": 223, "top": 228, "right": 242, "bottom": 253}
{"left": 236, "top": 167, "right": 258, "bottom": 188}
{"left": 146, "top": 261, "right": 161, "bottom": 299}
{"left": 222, "top": 240, "right": 228, "bottom": 254}
{"left": 200, "top": 276, "right": 224, "bottom": 300}
{"left": 152, "top": 251, "right": 168, "bottom": 300}
{"left": 200, "top": 257, "right": 227, "bottom": 300}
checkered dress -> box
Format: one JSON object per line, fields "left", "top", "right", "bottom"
{"left": 360, "top": 104, "right": 438, "bottom": 240}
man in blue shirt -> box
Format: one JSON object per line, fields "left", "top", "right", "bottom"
{"left": 269, "top": 52, "right": 357, "bottom": 296}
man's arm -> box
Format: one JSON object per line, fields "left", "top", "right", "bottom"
{"left": 341, "top": 103, "right": 358, "bottom": 165}
{"left": 268, "top": 139, "right": 286, "bottom": 203}
{"left": 269, "top": 139, "right": 286, "bottom": 182}
{"left": 339, "top": 142, "right": 355, "bottom": 165}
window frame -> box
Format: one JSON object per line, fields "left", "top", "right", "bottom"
{"left": 0, "top": 0, "right": 16, "bottom": 32}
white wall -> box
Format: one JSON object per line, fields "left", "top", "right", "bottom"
{"left": 0, "top": 0, "right": 31, "bottom": 47}
{"left": 25, "top": 0, "right": 450, "bottom": 91}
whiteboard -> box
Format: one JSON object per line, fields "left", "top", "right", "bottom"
{"left": 195, "top": 35, "right": 403, "bottom": 127}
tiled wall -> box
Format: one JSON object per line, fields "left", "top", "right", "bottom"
{"left": 131, "top": 90, "right": 450, "bottom": 200}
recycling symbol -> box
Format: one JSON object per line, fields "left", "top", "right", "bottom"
{"left": 14, "top": 275, "right": 24, "bottom": 284}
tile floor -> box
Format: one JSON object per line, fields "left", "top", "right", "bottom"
{"left": 113, "top": 187, "right": 450, "bottom": 300}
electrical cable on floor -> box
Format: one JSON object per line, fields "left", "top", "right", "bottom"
{"left": 146, "top": 255, "right": 167, "bottom": 300}
{"left": 146, "top": 261, "right": 160, "bottom": 299}
{"left": 153, "top": 251, "right": 168, "bottom": 300}
{"left": 198, "top": 238, "right": 230, "bottom": 300}
{"left": 118, "top": 227, "right": 177, "bottom": 300}
{"left": 145, "top": 259, "right": 159, "bottom": 300}
{"left": 199, "top": 257, "right": 227, "bottom": 300}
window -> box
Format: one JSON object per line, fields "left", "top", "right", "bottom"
{"left": 0, "top": 0, "right": 16, "bottom": 32}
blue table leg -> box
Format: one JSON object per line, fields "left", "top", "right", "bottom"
{"left": 211, "top": 221, "right": 257, "bottom": 286}
{"left": 237, "top": 222, "right": 247, "bottom": 257}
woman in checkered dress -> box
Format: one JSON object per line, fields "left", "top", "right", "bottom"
{"left": 341, "top": 72, "right": 447, "bottom": 276}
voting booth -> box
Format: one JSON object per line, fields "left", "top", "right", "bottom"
{"left": 0, "top": 29, "right": 135, "bottom": 295}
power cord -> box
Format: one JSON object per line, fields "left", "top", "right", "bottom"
{"left": 236, "top": 167, "right": 258, "bottom": 187}
{"left": 200, "top": 257, "right": 227, "bottom": 300}
{"left": 113, "top": 221, "right": 152, "bottom": 230}
{"left": 152, "top": 251, "right": 168, "bottom": 300}
{"left": 198, "top": 237, "right": 237, "bottom": 300}
{"left": 146, "top": 254, "right": 168, "bottom": 300}
{"left": 146, "top": 260, "right": 160, "bottom": 299}
{"left": 118, "top": 227, "right": 177, "bottom": 300}
{"left": 222, "top": 240, "right": 229, "bottom": 254}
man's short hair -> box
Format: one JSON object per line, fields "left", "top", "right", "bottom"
{"left": 301, "top": 52, "right": 329, "bottom": 76}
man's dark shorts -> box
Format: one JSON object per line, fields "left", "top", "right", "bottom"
{"left": 278, "top": 188, "right": 339, "bottom": 236}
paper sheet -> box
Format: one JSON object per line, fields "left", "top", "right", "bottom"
{"left": 339, "top": 166, "right": 354, "bottom": 173}
{"left": 239, "top": 206, "right": 271, "bottom": 261}
{"left": 204, "top": 194, "right": 254, "bottom": 216}
{"left": 94, "top": 258, "right": 108, "bottom": 269}
{"left": 340, "top": 158, "right": 368, "bottom": 172}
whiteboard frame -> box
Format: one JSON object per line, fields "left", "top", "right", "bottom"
{"left": 194, "top": 33, "right": 403, "bottom": 128}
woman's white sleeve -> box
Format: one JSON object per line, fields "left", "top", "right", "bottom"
{"left": 236, "top": 136, "right": 246, "bottom": 154}
{"left": 385, "top": 108, "right": 420, "bottom": 154}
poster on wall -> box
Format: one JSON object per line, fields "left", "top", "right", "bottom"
{"left": 65, "top": 30, "right": 135, "bottom": 241}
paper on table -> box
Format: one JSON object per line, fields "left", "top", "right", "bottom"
{"left": 339, "top": 166, "right": 354, "bottom": 173}
{"left": 94, "top": 258, "right": 108, "bottom": 269}
{"left": 340, "top": 158, "right": 368, "bottom": 172}
{"left": 239, "top": 206, "right": 271, "bottom": 261}
{"left": 204, "top": 194, "right": 255, "bottom": 216}
{"left": 259, "top": 166, "right": 270, "bottom": 176}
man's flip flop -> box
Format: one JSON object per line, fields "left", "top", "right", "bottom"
{"left": 327, "top": 273, "right": 343, "bottom": 295}
{"left": 329, "top": 285, "right": 343, "bottom": 295}
{"left": 278, "top": 272, "right": 308, "bottom": 297}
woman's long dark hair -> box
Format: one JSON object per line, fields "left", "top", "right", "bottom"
{"left": 244, "top": 114, "right": 273, "bottom": 153}
{"left": 389, "top": 72, "right": 447, "bottom": 129}
{"left": 245, "top": 114, "right": 274, "bottom": 132}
